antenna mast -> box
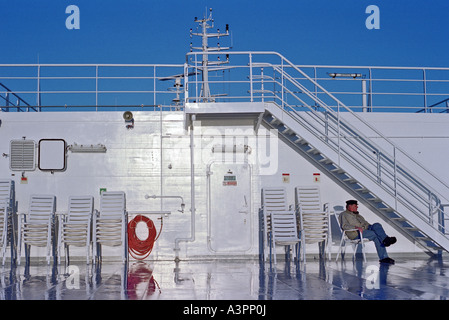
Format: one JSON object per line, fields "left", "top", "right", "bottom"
{"left": 190, "top": 8, "right": 231, "bottom": 102}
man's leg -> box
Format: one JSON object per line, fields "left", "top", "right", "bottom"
{"left": 360, "top": 229, "right": 389, "bottom": 260}
{"left": 368, "top": 223, "right": 387, "bottom": 242}
{"left": 369, "top": 223, "right": 397, "bottom": 247}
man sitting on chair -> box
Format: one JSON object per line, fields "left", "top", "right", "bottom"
{"left": 340, "top": 200, "right": 396, "bottom": 264}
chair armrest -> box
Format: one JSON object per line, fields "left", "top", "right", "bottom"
{"left": 342, "top": 228, "right": 363, "bottom": 238}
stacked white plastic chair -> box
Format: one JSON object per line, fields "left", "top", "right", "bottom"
{"left": 18, "top": 194, "right": 56, "bottom": 265}
{"left": 261, "top": 187, "right": 299, "bottom": 265}
{"left": 58, "top": 196, "right": 94, "bottom": 264}
{"left": 93, "top": 191, "right": 127, "bottom": 263}
{"left": 334, "top": 206, "right": 369, "bottom": 262}
{"left": 295, "top": 186, "right": 331, "bottom": 263}
{"left": 270, "top": 211, "right": 300, "bottom": 265}
{"left": 0, "top": 180, "right": 17, "bottom": 265}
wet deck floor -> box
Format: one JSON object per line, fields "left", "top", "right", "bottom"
{"left": 1, "top": 254, "right": 449, "bottom": 300}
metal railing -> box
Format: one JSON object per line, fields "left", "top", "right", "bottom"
{"left": 185, "top": 51, "right": 449, "bottom": 239}
{"left": 185, "top": 51, "right": 449, "bottom": 113}
{"left": 2, "top": 57, "right": 449, "bottom": 113}
{"left": 0, "top": 63, "right": 185, "bottom": 111}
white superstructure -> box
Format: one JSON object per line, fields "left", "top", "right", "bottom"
{"left": 1, "top": 9, "right": 449, "bottom": 263}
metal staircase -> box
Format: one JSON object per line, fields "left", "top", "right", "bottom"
{"left": 256, "top": 56, "right": 449, "bottom": 255}
{"left": 184, "top": 47, "right": 449, "bottom": 255}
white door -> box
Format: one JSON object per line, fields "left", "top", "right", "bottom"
{"left": 208, "top": 162, "right": 252, "bottom": 253}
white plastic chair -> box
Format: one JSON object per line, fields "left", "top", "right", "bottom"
{"left": 334, "top": 208, "right": 369, "bottom": 262}
{"left": 295, "top": 186, "right": 331, "bottom": 262}
{"left": 0, "top": 180, "right": 17, "bottom": 265}
{"left": 269, "top": 211, "right": 300, "bottom": 265}
{"left": 58, "top": 196, "right": 94, "bottom": 264}
{"left": 18, "top": 194, "right": 56, "bottom": 265}
{"left": 93, "top": 191, "right": 127, "bottom": 263}
{"left": 261, "top": 187, "right": 297, "bottom": 264}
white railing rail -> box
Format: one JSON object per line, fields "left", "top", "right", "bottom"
{"left": 0, "top": 63, "right": 185, "bottom": 111}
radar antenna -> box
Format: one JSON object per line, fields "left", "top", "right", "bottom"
{"left": 190, "top": 8, "right": 231, "bottom": 102}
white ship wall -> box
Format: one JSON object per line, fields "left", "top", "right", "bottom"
{"left": 1, "top": 109, "right": 448, "bottom": 260}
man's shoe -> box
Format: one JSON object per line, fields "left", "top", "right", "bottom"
{"left": 379, "top": 257, "right": 395, "bottom": 264}
{"left": 382, "top": 236, "right": 397, "bottom": 247}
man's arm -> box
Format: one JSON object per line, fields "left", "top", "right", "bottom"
{"left": 340, "top": 212, "right": 355, "bottom": 230}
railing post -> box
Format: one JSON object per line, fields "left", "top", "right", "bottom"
{"left": 377, "top": 151, "right": 381, "bottom": 184}
{"left": 195, "top": 53, "right": 199, "bottom": 102}
{"left": 368, "top": 68, "right": 373, "bottom": 112}
{"left": 314, "top": 67, "right": 317, "bottom": 110}
{"left": 337, "top": 102, "right": 341, "bottom": 165}
{"left": 393, "top": 146, "right": 398, "bottom": 210}
{"left": 423, "top": 69, "right": 428, "bottom": 113}
{"left": 428, "top": 191, "right": 434, "bottom": 225}
{"left": 95, "top": 65, "right": 98, "bottom": 111}
{"left": 37, "top": 65, "right": 41, "bottom": 111}
{"left": 324, "top": 112, "right": 329, "bottom": 144}
{"left": 281, "top": 58, "right": 284, "bottom": 109}
{"left": 5, "top": 92, "right": 10, "bottom": 110}
{"left": 249, "top": 53, "right": 253, "bottom": 102}
{"left": 184, "top": 62, "right": 189, "bottom": 105}
{"left": 154, "top": 65, "right": 157, "bottom": 107}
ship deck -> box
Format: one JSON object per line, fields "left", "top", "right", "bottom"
{"left": 2, "top": 254, "right": 449, "bottom": 301}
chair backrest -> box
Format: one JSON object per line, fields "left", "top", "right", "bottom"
{"left": 28, "top": 194, "right": 56, "bottom": 223}
{"left": 0, "top": 180, "right": 13, "bottom": 202}
{"left": 262, "top": 187, "right": 289, "bottom": 212}
{"left": 271, "top": 211, "right": 299, "bottom": 243}
{"left": 0, "top": 180, "right": 14, "bottom": 211}
{"left": 100, "top": 191, "right": 126, "bottom": 216}
{"left": 331, "top": 205, "right": 345, "bottom": 242}
{"left": 333, "top": 205, "right": 360, "bottom": 241}
{"left": 295, "top": 186, "right": 322, "bottom": 213}
{"left": 68, "top": 196, "right": 94, "bottom": 222}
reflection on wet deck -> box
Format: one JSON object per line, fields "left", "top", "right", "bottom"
{"left": 1, "top": 255, "right": 449, "bottom": 300}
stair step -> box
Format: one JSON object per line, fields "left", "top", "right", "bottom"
{"left": 355, "top": 187, "right": 369, "bottom": 193}
{"left": 330, "top": 167, "right": 345, "bottom": 174}
{"left": 282, "top": 127, "right": 295, "bottom": 135}
{"left": 417, "top": 236, "right": 433, "bottom": 242}
{"left": 391, "top": 217, "right": 407, "bottom": 222}
{"left": 293, "top": 137, "right": 308, "bottom": 145}
{"left": 367, "top": 197, "right": 382, "bottom": 203}
{"left": 343, "top": 177, "right": 357, "bottom": 184}
{"left": 424, "top": 241, "right": 441, "bottom": 249}
{"left": 269, "top": 117, "right": 281, "bottom": 125}
{"left": 318, "top": 158, "right": 333, "bottom": 164}
{"left": 306, "top": 148, "right": 320, "bottom": 155}
{"left": 404, "top": 227, "right": 419, "bottom": 231}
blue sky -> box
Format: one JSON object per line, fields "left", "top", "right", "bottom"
{"left": 0, "top": 0, "right": 448, "bottom": 67}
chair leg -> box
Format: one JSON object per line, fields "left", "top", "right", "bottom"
{"left": 351, "top": 243, "right": 357, "bottom": 261}
{"left": 361, "top": 242, "right": 367, "bottom": 262}
{"left": 336, "top": 236, "right": 346, "bottom": 262}
{"left": 2, "top": 228, "right": 7, "bottom": 266}
{"left": 326, "top": 238, "right": 331, "bottom": 261}
{"left": 17, "top": 237, "right": 21, "bottom": 266}
{"left": 65, "top": 245, "right": 70, "bottom": 265}
{"left": 25, "top": 244, "right": 30, "bottom": 265}
{"left": 46, "top": 224, "right": 52, "bottom": 265}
